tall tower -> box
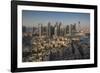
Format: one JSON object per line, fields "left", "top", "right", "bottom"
{"left": 58, "top": 22, "right": 62, "bottom": 36}
{"left": 60, "top": 24, "right": 64, "bottom": 36}
{"left": 66, "top": 25, "right": 69, "bottom": 34}
{"left": 64, "top": 27, "right": 66, "bottom": 36}
{"left": 54, "top": 22, "right": 58, "bottom": 37}
{"left": 33, "top": 24, "right": 35, "bottom": 35}
{"left": 78, "top": 21, "right": 81, "bottom": 32}
{"left": 38, "top": 24, "right": 41, "bottom": 37}
{"left": 47, "top": 22, "right": 51, "bottom": 37}
{"left": 69, "top": 24, "right": 72, "bottom": 36}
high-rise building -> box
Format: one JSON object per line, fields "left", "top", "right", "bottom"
{"left": 78, "top": 21, "right": 81, "bottom": 32}
{"left": 58, "top": 22, "right": 62, "bottom": 36}
{"left": 69, "top": 24, "right": 72, "bottom": 36}
{"left": 66, "top": 25, "right": 69, "bottom": 34}
{"left": 50, "top": 25, "right": 54, "bottom": 37}
{"left": 41, "top": 24, "right": 43, "bottom": 36}
{"left": 60, "top": 24, "right": 64, "bottom": 36}
{"left": 47, "top": 22, "right": 51, "bottom": 37}
{"left": 38, "top": 24, "right": 42, "bottom": 37}
{"left": 72, "top": 23, "right": 76, "bottom": 33}
{"left": 42, "top": 26, "right": 47, "bottom": 35}
{"left": 54, "top": 22, "right": 58, "bottom": 37}
{"left": 64, "top": 27, "right": 66, "bottom": 36}
{"left": 32, "top": 24, "right": 36, "bottom": 35}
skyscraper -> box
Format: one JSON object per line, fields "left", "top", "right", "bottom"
{"left": 47, "top": 22, "right": 51, "bottom": 37}
{"left": 58, "top": 22, "right": 62, "bottom": 36}
{"left": 50, "top": 25, "right": 54, "bottom": 37}
{"left": 38, "top": 24, "right": 42, "bottom": 37}
{"left": 54, "top": 22, "right": 58, "bottom": 37}
{"left": 78, "top": 21, "right": 81, "bottom": 32}
{"left": 60, "top": 24, "right": 64, "bottom": 36}
{"left": 69, "top": 24, "right": 72, "bottom": 36}
{"left": 66, "top": 25, "right": 69, "bottom": 34}
{"left": 71, "top": 23, "right": 76, "bottom": 33}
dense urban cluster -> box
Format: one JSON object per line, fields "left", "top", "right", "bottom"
{"left": 22, "top": 22, "right": 90, "bottom": 62}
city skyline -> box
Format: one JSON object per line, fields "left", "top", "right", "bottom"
{"left": 22, "top": 10, "right": 90, "bottom": 62}
{"left": 22, "top": 10, "right": 90, "bottom": 28}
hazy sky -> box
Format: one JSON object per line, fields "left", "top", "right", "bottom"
{"left": 22, "top": 10, "right": 90, "bottom": 28}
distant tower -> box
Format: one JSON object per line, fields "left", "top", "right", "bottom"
{"left": 64, "top": 27, "right": 66, "bottom": 36}
{"left": 58, "top": 22, "right": 62, "bottom": 36}
{"left": 54, "top": 22, "right": 58, "bottom": 37}
{"left": 50, "top": 25, "right": 54, "bottom": 37}
{"left": 38, "top": 24, "right": 41, "bottom": 37}
{"left": 72, "top": 23, "right": 76, "bottom": 33}
{"left": 41, "top": 24, "right": 43, "bottom": 36}
{"left": 47, "top": 22, "right": 51, "bottom": 37}
{"left": 33, "top": 24, "right": 35, "bottom": 34}
{"left": 66, "top": 25, "right": 69, "bottom": 34}
{"left": 60, "top": 24, "right": 64, "bottom": 36}
{"left": 69, "top": 24, "right": 72, "bottom": 36}
{"left": 78, "top": 21, "right": 81, "bottom": 32}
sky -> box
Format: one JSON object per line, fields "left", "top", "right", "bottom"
{"left": 22, "top": 10, "right": 90, "bottom": 28}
